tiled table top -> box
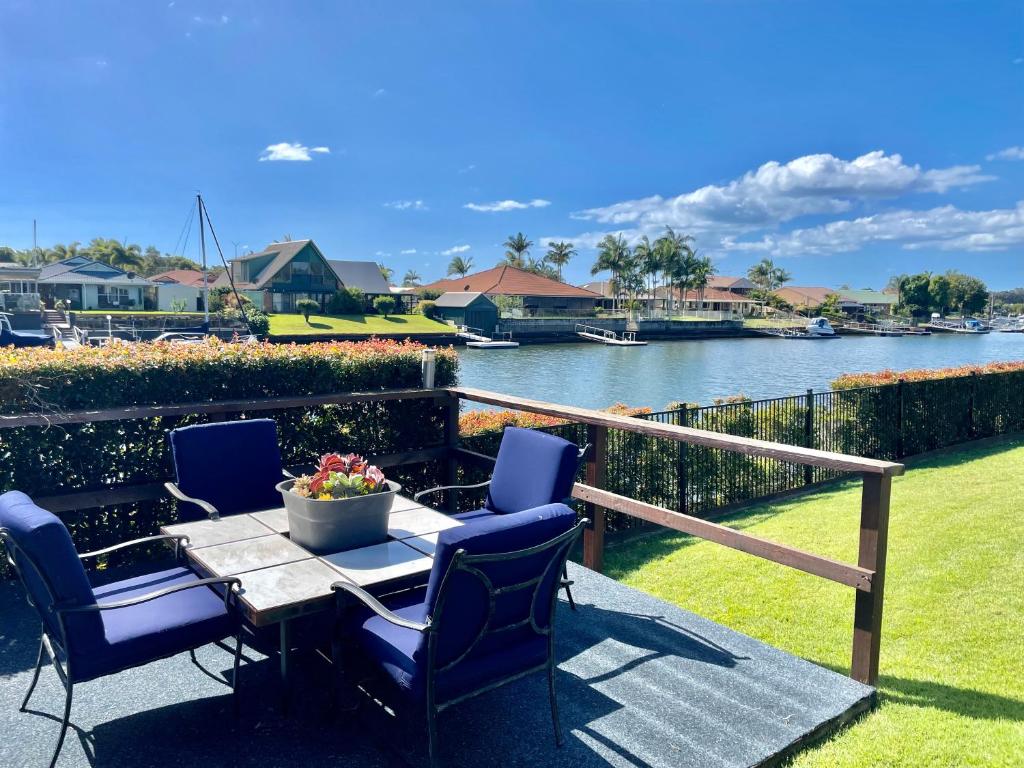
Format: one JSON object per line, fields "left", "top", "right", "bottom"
{"left": 161, "top": 495, "right": 462, "bottom": 624}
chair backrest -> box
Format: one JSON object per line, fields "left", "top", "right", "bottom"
{"left": 485, "top": 427, "right": 579, "bottom": 515}
{"left": 169, "top": 418, "right": 284, "bottom": 520}
{"left": 420, "top": 503, "right": 582, "bottom": 676}
{"left": 0, "top": 491, "right": 104, "bottom": 652}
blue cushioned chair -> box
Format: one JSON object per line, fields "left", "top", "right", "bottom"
{"left": 166, "top": 418, "right": 292, "bottom": 520}
{"left": 332, "top": 503, "right": 587, "bottom": 767}
{"left": 414, "top": 426, "right": 586, "bottom": 608}
{"left": 0, "top": 491, "right": 244, "bottom": 768}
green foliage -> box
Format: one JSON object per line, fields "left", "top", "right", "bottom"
{"left": 415, "top": 299, "right": 438, "bottom": 319}
{"left": 372, "top": 295, "right": 398, "bottom": 317}
{"left": 446, "top": 255, "right": 474, "bottom": 277}
{"left": 0, "top": 340, "right": 458, "bottom": 576}
{"left": 295, "top": 298, "right": 320, "bottom": 321}
{"left": 418, "top": 289, "right": 442, "bottom": 301}
{"left": 892, "top": 270, "right": 989, "bottom": 317}
{"left": 328, "top": 288, "right": 366, "bottom": 315}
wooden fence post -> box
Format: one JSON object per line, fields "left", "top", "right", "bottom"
{"left": 443, "top": 395, "right": 460, "bottom": 512}
{"left": 804, "top": 389, "right": 814, "bottom": 485}
{"left": 582, "top": 423, "right": 607, "bottom": 573}
{"left": 851, "top": 472, "right": 892, "bottom": 685}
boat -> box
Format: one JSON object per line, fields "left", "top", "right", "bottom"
{"left": 0, "top": 313, "right": 53, "bottom": 348}
{"left": 924, "top": 317, "right": 990, "bottom": 334}
{"left": 153, "top": 331, "right": 209, "bottom": 344}
{"left": 461, "top": 327, "right": 519, "bottom": 348}
{"left": 805, "top": 317, "right": 837, "bottom": 337}
{"left": 575, "top": 323, "right": 648, "bottom": 346}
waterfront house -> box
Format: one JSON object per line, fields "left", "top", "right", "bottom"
{"left": 421, "top": 265, "right": 601, "bottom": 316}
{"left": 774, "top": 286, "right": 896, "bottom": 317}
{"left": 38, "top": 256, "right": 155, "bottom": 311}
{"left": 431, "top": 291, "right": 499, "bottom": 332}
{"left": 707, "top": 275, "right": 755, "bottom": 295}
{"left": 214, "top": 239, "right": 341, "bottom": 312}
{"left": 835, "top": 288, "right": 898, "bottom": 315}
{"left": 150, "top": 269, "right": 211, "bottom": 287}
{"left": 326, "top": 260, "right": 391, "bottom": 296}
{"left": 0, "top": 261, "right": 41, "bottom": 311}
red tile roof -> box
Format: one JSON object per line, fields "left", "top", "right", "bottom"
{"left": 774, "top": 286, "right": 837, "bottom": 306}
{"left": 149, "top": 269, "right": 209, "bottom": 287}
{"left": 661, "top": 287, "right": 756, "bottom": 303}
{"left": 420, "top": 265, "right": 601, "bottom": 299}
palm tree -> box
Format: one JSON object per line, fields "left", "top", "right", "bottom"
{"left": 378, "top": 263, "right": 395, "bottom": 284}
{"left": 544, "top": 241, "right": 576, "bottom": 282}
{"left": 447, "top": 254, "right": 474, "bottom": 277}
{"left": 402, "top": 269, "right": 421, "bottom": 287}
{"left": 502, "top": 233, "right": 532, "bottom": 268}
{"left": 654, "top": 227, "right": 695, "bottom": 314}
{"left": 591, "top": 234, "right": 630, "bottom": 311}
{"left": 746, "top": 258, "right": 792, "bottom": 315}
{"left": 632, "top": 236, "right": 659, "bottom": 316}
{"left": 691, "top": 255, "right": 717, "bottom": 313}
{"left": 670, "top": 251, "right": 701, "bottom": 316}
{"left": 46, "top": 242, "right": 80, "bottom": 262}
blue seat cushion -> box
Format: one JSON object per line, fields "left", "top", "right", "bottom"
{"left": 451, "top": 508, "right": 496, "bottom": 523}
{"left": 485, "top": 427, "right": 579, "bottom": 515}
{"left": 71, "top": 566, "right": 235, "bottom": 683}
{"left": 169, "top": 419, "right": 284, "bottom": 520}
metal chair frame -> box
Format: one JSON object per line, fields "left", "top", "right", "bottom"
{"left": 0, "top": 528, "right": 243, "bottom": 768}
{"left": 332, "top": 517, "right": 588, "bottom": 767}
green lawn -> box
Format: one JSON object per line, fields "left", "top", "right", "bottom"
{"left": 743, "top": 317, "right": 803, "bottom": 328}
{"left": 267, "top": 313, "right": 452, "bottom": 336}
{"left": 605, "top": 437, "right": 1024, "bottom": 767}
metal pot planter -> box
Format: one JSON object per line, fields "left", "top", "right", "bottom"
{"left": 276, "top": 479, "right": 401, "bottom": 555}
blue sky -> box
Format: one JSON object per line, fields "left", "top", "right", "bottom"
{"left": 1, "top": 1, "right": 1021, "bottom": 288}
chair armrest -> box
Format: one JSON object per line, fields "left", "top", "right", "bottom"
{"left": 79, "top": 534, "right": 190, "bottom": 561}
{"left": 58, "top": 576, "right": 242, "bottom": 613}
{"left": 331, "top": 580, "right": 431, "bottom": 633}
{"left": 281, "top": 468, "right": 296, "bottom": 480}
{"left": 164, "top": 481, "right": 222, "bottom": 520}
{"left": 413, "top": 479, "right": 491, "bottom": 503}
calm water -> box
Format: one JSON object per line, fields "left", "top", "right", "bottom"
{"left": 457, "top": 333, "right": 1024, "bottom": 409}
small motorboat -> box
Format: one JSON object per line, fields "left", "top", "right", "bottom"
{"left": 0, "top": 313, "right": 53, "bottom": 348}
{"left": 805, "top": 317, "right": 837, "bottom": 337}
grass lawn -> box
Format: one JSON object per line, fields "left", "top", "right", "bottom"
{"left": 605, "top": 436, "right": 1024, "bottom": 767}
{"left": 268, "top": 313, "right": 452, "bottom": 336}
{"left": 743, "top": 317, "right": 803, "bottom": 328}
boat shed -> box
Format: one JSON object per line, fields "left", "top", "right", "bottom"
{"left": 432, "top": 291, "right": 498, "bottom": 333}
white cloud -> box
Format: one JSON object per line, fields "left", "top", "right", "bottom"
{"left": 384, "top": 200, "right": 427, "bottom": 211}
{"left": 373, "top": 88, "right": 387, "bottom": 98}
{"left": 441, "top": 244, "right": 471, "bottom": 256}
{"left": 722, "top": 202, "right": 1024, "bottom": 256}
{"left": 258, "top": 142, "right": 330, "bottom": 162}
{"left": 400, "top": 248, "right": 418, "bottom": 254}
{"left": 986, "top": 146, "right": 1024, "bottom": 162}
{"left": 574, "top": 151, "right": 992, "bottom": 233}
{"left": 192, "top": 14, "right": 229, "bottom": 25}
{"left": 458, "top": 164, "right": 477, "bottom": 174}
{"left": 375, "top": 250, "right": 390, "bottom": 257}
{"left": 464, "top": 198, "right": 551, "bottom": 212}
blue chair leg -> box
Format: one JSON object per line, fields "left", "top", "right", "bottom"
{"left": 20, "top": 632, "right": 45, "bottom": 712}
{"left": 231, "top": 633, "right": 243, "bottom": 716}
{"left": 548, "top": 655, "right": 563, "bottom": 747}
{"left": 561, "top": 566, "right": 577, "bottom": 611}
{"left": 427, "top": 706, "right": 439, "bottom": 768}
{"left": 48, "top": 682, "right": 72, "bottom": 768}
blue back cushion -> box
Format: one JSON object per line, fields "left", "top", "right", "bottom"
{"left": 422, "top": 503, "right": 577, "bottom": 667}
{"left": 169, "top": 419, "right": 283, "bottom": 519}
{"left": 0, "top": 491, "right": 104, "bottom": 650}
{"left": 485, "top": 427, "right": 579, "bottom": 515}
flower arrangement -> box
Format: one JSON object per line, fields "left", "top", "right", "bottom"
{"left": 291, "top": 453, "right": 387, "bottom": 500}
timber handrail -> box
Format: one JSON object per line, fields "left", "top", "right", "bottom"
{"left": 451, "top": 387, "right": 905, "bottom": 477}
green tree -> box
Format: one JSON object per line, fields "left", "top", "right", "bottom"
{"left": 929, "top": 274, "right": 951, "bottom": 315}
{"left": 691, "top": 255, "right": 717, "bottom": 310}
{"left": 447, "top": 254, "right": 474, "bottom": 277}
{"left": 669, "top": 250, "right": 702, "bottom": 315}
{"left": 654, "top": 227, "right": 695, "bottom": 313}
{"left": 373, "top": 295, "right": 398, "bottom": 317}
{"left": 544, "top": 241, "right": 576, "bottom": 282}
{"left": 295, "top": 298, "right": 320, "bottom": 323}
{"left": 945, "top": 271, "right": 988, "bottom": 316}
{"left": 633, "top": 236, "right": 660, "bottom": 315}
{"left": 82, "top": 238, "right": 143, "bottom": 270}
{"left": 502, "top": 233, "right": 532, "bottom": 268}
{"left": 402, "top": 269, "right": 421, "bottom": 287}
{"left": 378, "top": 263, "right": 394, "bottom": 284}
{"left": 591, "top": 234, "right": 631, "bottom": 311}
{"left": 746, "top": 258, "right": 792, "bottom": 315}
{"left": 896, "top": 273, "right": 932, "bottom": 317}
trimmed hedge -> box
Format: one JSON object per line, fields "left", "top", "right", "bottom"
{"left": 0, "top": 339, "right": 458, "bottom": 573}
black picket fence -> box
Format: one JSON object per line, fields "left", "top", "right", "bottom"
{"left": 461, "top": 368, "right": 1024, "bottom": 527}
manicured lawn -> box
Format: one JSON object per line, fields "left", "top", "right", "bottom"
{"left": 743, "top": 317, "right": 803, "bottom": 328}
{"left": 605, "top": 436, "right": 1024, "bottom": 767}
{"left": 268, "top": 313, "right": 452, "bottom": 336}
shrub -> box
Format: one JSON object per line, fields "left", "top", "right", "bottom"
{"left": 295, "top": 298, "right": 320, "bottom": 322}
{"left": 221, "top": 307, "right": 270, "bottom": 335}
{"left": 831, "top": 360, "right": 1024, "bottom": 389}
{"left": 373, "top": 296, "right": 397, "bottom": 318}
{"left": 0, "top": 340, "right": 459, "bottom": 576}
{"left": 327, "top": 288, "right": 364, "bottom": 315}
{"left": 414, "top": 300, "right": 438, "bottom": 320}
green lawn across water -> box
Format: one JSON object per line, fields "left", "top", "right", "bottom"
{"left": 605, "top": 436, "right": 1024, "bottom": 767}
{"left": 268, "top": 313, "right": 452, "bottom": 336}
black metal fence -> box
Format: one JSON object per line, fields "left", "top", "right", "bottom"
{"left": 461, "top": 368, "right": 1024, "bottom": 525}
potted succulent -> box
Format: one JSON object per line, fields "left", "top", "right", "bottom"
{"left": 276, "top": 453, "right": 400, "bottom": 554}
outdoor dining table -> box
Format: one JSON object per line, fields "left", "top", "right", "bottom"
{"left": 160, "top": 494, "right": 463, "bottom": 710}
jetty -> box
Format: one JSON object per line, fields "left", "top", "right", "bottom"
{"left": 457, "top": 326, "right": 520, "bottom": 348}
{"left": 840, "top": 321, "right": 905, "bottom": 337}
{"left": 574, "top": 323, "right": 648, "bottom": 346}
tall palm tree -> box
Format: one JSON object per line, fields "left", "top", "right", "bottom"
{"left": 544, "top": 241, "right": 576, "bottom": 282}
{"left": 654, "top": 227, "right": 695, "bottom": 313}
{"left": 502, "top": 233, "right": 532, "bottom": 268}
{"left": 670, "top": 251, "right": 701, "bottom": 316}
{"left": 447, "top": 254, "right": 474, "bottom": 277}
{"left": 46, "top": 242, "right": 80, "bottom": 262}
{"left": 378, "top": 263, "right": 395, "bottom": 284}
{"left": 691, "top": 255, "right": 717, "bottom": 312}
{"left": 746, "top": 257, "right": 792, "bottom": 315}
{"left": 402, "top": 269, "right": 421, "bottom": 287}
{"left": 632, "top": 236, "right": 659, "bottom": 316}
{"left": 591, "top": 234, "right": 630, "bottom": 311}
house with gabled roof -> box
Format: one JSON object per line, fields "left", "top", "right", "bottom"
{"left": 38, "top": 256, "right": 155, "bottom": 311}
{"left": 420, "top": 265, "right": 601, "bottom": 314}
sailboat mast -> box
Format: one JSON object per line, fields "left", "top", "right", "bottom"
{"left": 197, "top": 193, "right": 210, "bottom": 324}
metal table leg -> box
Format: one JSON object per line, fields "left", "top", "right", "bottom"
{"left": 279, "top": 619, "right": 290, "bottom": 714}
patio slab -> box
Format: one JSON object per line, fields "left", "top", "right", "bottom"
{"left": 0, "top": 562, "right": 873, "bottom": 768}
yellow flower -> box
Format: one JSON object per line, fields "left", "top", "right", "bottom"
{"left": 318, "top": 493, "right": 332, "bottom": 500}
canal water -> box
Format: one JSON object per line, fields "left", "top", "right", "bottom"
{"left": 457, "top": 333, "right": 1024, "bottom": 409}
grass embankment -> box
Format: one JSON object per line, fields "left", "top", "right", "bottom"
{"left": 605, "top": 437, "right": 1024, "bottom": 767}
{"left": 267, "top": 313, "right": 452, "bottom": 336}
